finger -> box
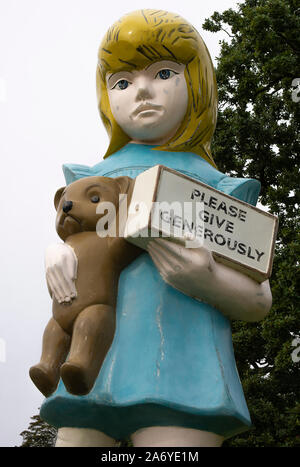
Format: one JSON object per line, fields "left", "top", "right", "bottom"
{"left": 57, "top": 272, "right": 77, "bottom": 301}
{"left": 46, "top": 271, "right": 64, "bottom": 303}
{"left": 68, "top": 279, "right": 77, "bottom": 299}
{"left": 55, "top": 263, "right": 74, "bottom": 298}
{"left": 191, "top": 246, "right": 214, "bottom": 269}
{"left": 51, "top": 251, "right": 77, "bottom": 299}
{"left": 149, "top": 245, "right": 182, "bottom": 281}
{"left": 61, "top": 270, "right": 77, "bottom": 299}
{"left": 151, "top": 238, "right": 183, "bottom": 250}
{"left": 149, "top": 241, "right": 183, "bottom": 272}
{"left": 151, "top": 239, "right": 188, "bottom": 262}
{"left": 46, "top": 271, "right": 60, "bottom": 301}
{"left": 45, "top": 244, "right": 78, "bottom": 301}
{"left": 149, "top": 239, "right": 179, "bottom": 259}
{"left": 47, "top": 268, "right": 76, "bottom": 303}
{"left": 184, "top": 232, "right": 204, "bottom": 249}
{"left": 155, "top": 239, "right": 212, "bottom": 268}
{"left": 155, "top": 238, "right": 207, "bottom": 257}
{"left": 64, "top": 248, "right": 78, "bottom": 281}
{"left": 51, "top": 266, "right": 72, "bottom": 302}
{"left": 148, "top": 241, "right": 177, "bottom": 270}
{"left": 148, "top": 248, "right": 170, "bottom": 280}
{"left": 58, "top": 257, "right": 77, "bottom": 299}
{"left": 46, "top": 275, "right": 53, "bottom": 298}
{"left": 150, "top": 238, "right": 178, "bottom": 250}
{"left": 150, "top": 249, "right": 186, "bottom": 291}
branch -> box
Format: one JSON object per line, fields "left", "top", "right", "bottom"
{"left": 221, "top": 27, "right": 234, "bottom": 39}
{"left": 271, "top": 28, "right": 300, "bottom": 55}
{"left": 254, "top": 80, "right": 281, "bottom": 98}
{"left": 253, "top": 75, "right": 294, "bottom": 99}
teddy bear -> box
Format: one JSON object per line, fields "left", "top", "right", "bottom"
{"left": 30, "top": 175, "right": 141, "bottom": 396}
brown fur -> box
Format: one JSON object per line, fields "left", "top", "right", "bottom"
{"left": 30, "top": 176, "right": 141, "bottom": 396}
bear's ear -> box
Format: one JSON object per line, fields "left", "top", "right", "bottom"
{"left": 54, "top": 187, "right": 65, "bottom": 210}
{"left": 114, "top": 176, "right": 132, "bottom": 194}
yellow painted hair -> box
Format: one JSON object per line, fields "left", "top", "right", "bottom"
{"left": 96, "top": 9, "right": 218, "bottom": 167}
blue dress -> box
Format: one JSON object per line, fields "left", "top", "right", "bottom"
{"left": 40, "top": 144, "right": 261, "bottom": 440}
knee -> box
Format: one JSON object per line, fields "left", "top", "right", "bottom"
{"left": 131, "top": 426, "right": 224, "bottom": 447}
{"left": 56, "top": 427, "right": 117, "bottom": 447}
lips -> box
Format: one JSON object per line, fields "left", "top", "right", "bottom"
{"left": 132, "top": 102, "right": 163, "bottom": 117}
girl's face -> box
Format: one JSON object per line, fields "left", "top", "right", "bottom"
{"left": 106, "top": 60, "right": 188, "bottom": 145}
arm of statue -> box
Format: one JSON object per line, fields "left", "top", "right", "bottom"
{"left": 45, "top": 243, "right": 78, "bottom": 304}
{"left": 147, "top": 238, "right": 272, "bottom": 322}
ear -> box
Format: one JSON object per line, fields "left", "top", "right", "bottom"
{"left": 114, "top": 176, "right": 132, "bottom": 194}
{"left": 54, "top": 187, "right": 65, "bottom": 211}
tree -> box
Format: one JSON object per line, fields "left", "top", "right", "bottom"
{"left": 20, "top": 413, "right": 57, "bottom": 447}
{"left": 203, "top": 0, "right": 300, "bottom": 447}
{"left": 19, "top": 412, "right": 133, "bottom": 447}
{"left": 21, "top": 1, "right": 299, "bottom": 448}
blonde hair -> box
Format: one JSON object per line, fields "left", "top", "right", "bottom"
{"left": 96, "top": 9, "right": 218, "bottom": 167}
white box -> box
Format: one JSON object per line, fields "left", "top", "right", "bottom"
{"left": 125, "top": 165, "right": 278, "bottom": 283}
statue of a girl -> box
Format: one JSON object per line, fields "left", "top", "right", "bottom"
{"left": 41, "top": 10, "right": 272, "bottom": 447}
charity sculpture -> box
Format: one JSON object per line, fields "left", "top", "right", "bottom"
{"left": 33, "top": 10, "right": 273, "bottom": 447}
{"left": 30, "top": 176, "right": 140, "bottom": 397}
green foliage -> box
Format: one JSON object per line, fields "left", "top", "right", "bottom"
{"left": 20, "top": 413, "right": 57, "bottom": 447}
{"left": 203, "top": 0, "right": 300, "bottom": 447}
{"left": 20, "top": 1, "right": 299, "bottom": 448}
{"left": 19, "top": 413, "right": 134, "bottom": 447}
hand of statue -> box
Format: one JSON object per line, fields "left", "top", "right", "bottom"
{"left": 45, "top": 243, "right": 78, "bottom": 304}
{"left": 147, "top": 238, "right": 216, "bottom": 300}
{"left": 147, "top": 238, "right": 272, "bottom": 322}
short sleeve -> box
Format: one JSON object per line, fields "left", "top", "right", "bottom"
{"left": 62, "top": 164, "right": 93, "bottom": 185}
{"left": 217, "top": 177, "right": 261, "bottom": 207}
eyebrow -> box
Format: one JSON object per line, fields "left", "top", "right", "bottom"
{"left": 107, "top": 70, "right": 133, "bottom": 84}
{"left": 145, "top": 60, "right": 181, "bottom": 71}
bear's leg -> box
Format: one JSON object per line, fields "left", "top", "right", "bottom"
{"left": 30, "top": 318, "right": 70, "bottom": 397}
{"left": 60, "top": 304, "right": 115, "bottom": 395}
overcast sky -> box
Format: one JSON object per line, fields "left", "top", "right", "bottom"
{"left": 0, "top": 0, "right": 239, "bottom": 446}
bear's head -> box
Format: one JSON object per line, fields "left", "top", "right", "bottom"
{"left": 54, "top": 176, "right": 132, "bottom": 241}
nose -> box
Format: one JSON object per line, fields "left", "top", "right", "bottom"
{"left": 63, "top": 201, "right": 73, "bottom": 213}
{"left": 135, "top": 77, "right": 154, "bottom": 101}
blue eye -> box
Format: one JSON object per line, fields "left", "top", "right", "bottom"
{"left": 115, "top": 80, "right": 129, "bottom": 90}
{"left": 156, "top": 69, "right": 174, "bottom": 80}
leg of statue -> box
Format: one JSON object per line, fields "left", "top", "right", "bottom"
{"left": 55, "top": 427, "right": 117, "bottom": 447}
{"left": 29, "top": 318, "right": 70, "bottom": 397}
{"left": 131, "top": 426, "right": 224, "bottom": 447}
{"left": 60, "top": 304, "right": 115, "bottom": 395}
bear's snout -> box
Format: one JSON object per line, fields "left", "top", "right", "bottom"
{"left": 63, "top": 201, "right": 73, "bottom": 213}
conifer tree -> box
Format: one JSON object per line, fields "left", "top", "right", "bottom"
{"left": 203, "top": 0, "right": 300, "bottom": 447}
{"left": 20, "top": 413, "right": 57, "bottom": 447}
{"left": 21, "top": 1, "right": 300, "bottom": 448}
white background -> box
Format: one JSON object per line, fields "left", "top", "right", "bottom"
{"left": 0, "top": 0, "right": 238, "bottom": 446}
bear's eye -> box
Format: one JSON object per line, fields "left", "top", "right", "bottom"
{"left": 90, "top": 195, "right": 100, "bottom": 203}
